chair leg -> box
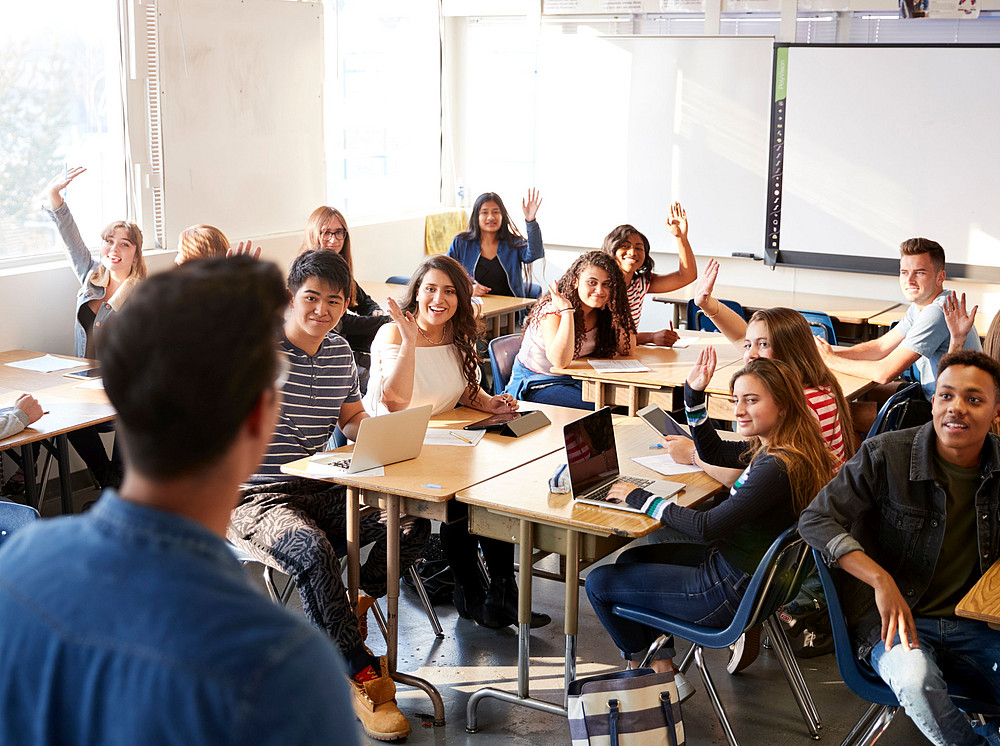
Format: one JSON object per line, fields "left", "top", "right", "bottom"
{"left": 763, "top": 615, "right": 822, "bottom": 738}
{"left": 263, "top": 565, "right": 295, "bottom": 606}
{"left": 371, "top": 599, "right": 389, "bottom": 641}
{"left": 639, "top": 634, "right": 671, "bottom": 668}
{"left": 409, "top": 565, "right": 445, "bottom": 638}
{"left": 841, "top": 703, "right": 896, "bottom": 746}
{"left": 694, "top": 646, "right": 741, "bottom": 746}
{"left": 677, "top": 641, "right": 696, "bottom": 674}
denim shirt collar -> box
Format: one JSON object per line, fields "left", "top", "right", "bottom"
{"left": 89, "top": 490, "right": 237, "bottom": 567}
{"left": 909, "top": 420, "right": 1000, "bottom": 482}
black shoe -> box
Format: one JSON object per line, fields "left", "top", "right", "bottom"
{"left": 453, "top": 581, "right": 485, "bottom": 621}
{"left": 480, "top": 577, "right": 551, "bottom": 629}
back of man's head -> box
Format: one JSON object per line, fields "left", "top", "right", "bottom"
{"left": 899, "top": 237, "right": 946, "bottom": 274}
{"left": 99, "top": 257, "right": 287, "bottom": 479}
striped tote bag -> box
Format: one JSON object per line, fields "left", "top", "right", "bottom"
{"left": 567, "top": 668, "right": 684, "bottom": 746}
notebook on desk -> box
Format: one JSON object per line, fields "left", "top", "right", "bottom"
{"left": 564, "top": 407, "right": 685, "bottom": 514}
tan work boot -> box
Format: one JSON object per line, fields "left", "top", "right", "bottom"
{"left": 349, "top": 656, "right": 411, "bottom": 741}
{"left": 356, "top": 595, "right": 378, "bottom": 642}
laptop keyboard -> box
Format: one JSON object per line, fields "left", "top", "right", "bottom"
{"left": 586, "top": 475, "right": 655, "bottom": 503}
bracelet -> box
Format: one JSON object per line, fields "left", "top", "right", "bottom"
{"left": 546, "top": 308, "right": 574, "bottom": 316}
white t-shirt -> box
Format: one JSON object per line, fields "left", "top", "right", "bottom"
{"left": 363, "top": 336, "right": 470, "bottom": 415}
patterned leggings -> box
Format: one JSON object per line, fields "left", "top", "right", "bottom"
{"left": 229, "top": 479, "right": 430, "bottom": 664}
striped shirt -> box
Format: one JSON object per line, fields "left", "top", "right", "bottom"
{"left": 626, "top": 274, "right": 650, "bottom": 327}
{"left": 803, "top": 386, "right": 845, "bottom": 462}
{"left": 248, "top": 333, "right": 361, "bottom": 484}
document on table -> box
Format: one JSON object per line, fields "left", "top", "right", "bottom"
{"left": 631, "top": 453, "right": 703, "bottom": 476}
{"left": 74, "top": 379, "right": 105, "bottom": 390}
{"left": 5, "top": 355, "right": 82, "bottom": 373}
{"left": 423, "top": 428, "right": 486, "bottom": 447}
{"left": 305, "top": 452, "right": 384, "bottom": 478}
{"left": 670, "top": 337, "right": 696, "bottom": 349}
{"left": 588, "top": 359, "right": 650, "bottom": 373}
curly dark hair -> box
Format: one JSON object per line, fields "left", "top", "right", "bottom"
{"left": 399, "top": 255, "right": 484, "bottom": 405}
{"left": 524, "top": 251, "right": 635, "bottom": 359}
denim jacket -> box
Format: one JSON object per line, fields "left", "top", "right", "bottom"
{"left": 799, "top": 422, "right": 1000, "bottom": 659}
{"left": 446, "top": 219, "right": 543, "bottom": 299}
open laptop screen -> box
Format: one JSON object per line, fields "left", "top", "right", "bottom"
{"left": 563, "top": 407, "right": 620, "bottom": 497}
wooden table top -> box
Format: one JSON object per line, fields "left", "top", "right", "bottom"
{"left": 455, "top": 417, "right": 725, "bottom": 538}
{"left": 956, "top": 559, "right": 1000, "bottom": 626}
{"left": 358, "top": 281, "right": 536, "bottom": 321}
{"left": 0, "top": 350, "right": 116, "bottom": 449}
{"left": 280, "top": 400, "right": 587, "bottom": 502}
{"left": 652, "top": 284, "right": 901, "bottom": 325}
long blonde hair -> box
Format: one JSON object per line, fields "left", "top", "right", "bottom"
{"left": 100, "top": 220, "right": 146, "bottom": 280}
{"left": 732, "top": 358, "right": 838, "bottom": 513}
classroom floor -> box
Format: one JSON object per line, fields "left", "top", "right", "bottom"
{"left": 42, "top": 488, "right": 932, "bottom": 746}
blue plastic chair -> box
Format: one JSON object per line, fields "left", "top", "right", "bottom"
{"left": 0, "top": 500, "right": 39, "bottom": 548}
{"left": 687, "top": 298, "right": 745, "bottom": 333}
{"left": 612, "top": 526, "right": 820, "bottom": 745}
{"left": 488, "top": 333, "right": 522, "bottom": 395}
{"left": 798, "top": 310, "right": 838, "bottom": 345}
{"left": 812, "top": 550, "right": 1000, "bottom": 745}
{"left": 865, "top": 381, "right": 925, "bottom": 440}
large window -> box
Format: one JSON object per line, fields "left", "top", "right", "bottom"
{"left": 324, "top": 0, "right": 442, "bottom": 220}
{"left": 0, "top": 0, "right": 127, "bottom": 264}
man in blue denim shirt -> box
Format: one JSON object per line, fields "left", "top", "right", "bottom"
{"left": 801, "top": 350, "right": 1000, "bottom": 746}
{"left": 0, "top": 258, "right": 361, "bottom": 745}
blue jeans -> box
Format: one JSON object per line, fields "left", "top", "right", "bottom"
{"left": 586, "top": 543, "right": 749, "bottom": 660}
{"left": 505, "top": 360, "right": 593, "bottom": 411}
{"left": 869, "top": 617, "right": 1000, "bottom": 746}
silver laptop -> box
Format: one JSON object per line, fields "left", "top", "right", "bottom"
{"left": 320, "top": 405, "right": 433, "bottom": 474}
{"left": 564, "top": 407, "right": 685, "bottom": 513}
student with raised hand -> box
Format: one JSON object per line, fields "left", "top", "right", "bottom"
{"left": 601, "top": 201, "right": 697, "bottom": 347}
{"left": 447, "top": 189, "right": 544, "bottom": 298}
{"left": 174, "top": 224, "right": 259, "bottom": 264}
{"left": 0, "top": 257, "right": 361, "bottom": 746}
{"left": 45, "top": 166, "right": 146, "bottom": 489}
{"left": 505, "top": 250, "right": 636, "bottom": 410}
{"left": 586, "top": 351, "right": 838, "bottom": 701}
{"left": 302, "top": 205, "right": 388, "bottom": 391}
{"left": 0, "top": 395, "right": 43, "bottom": 441}
{"left": 230, "top": 250, "right": 427, "bottom": 742}
{"left": 363, "top": 255, "right": 550, "bottom": 629}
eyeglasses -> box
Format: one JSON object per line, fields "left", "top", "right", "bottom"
{"left": 319, "top": 228, "right": 347, "bottom": 242}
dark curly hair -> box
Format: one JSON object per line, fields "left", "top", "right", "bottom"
{"left": 601, "top": 224, "right": 654, "bottom": 278}
{"left": 399, "top": 255, "right": 484, "bottom": 405}
{"left": 525, "top": 251, "right": 634, "bottom": 359}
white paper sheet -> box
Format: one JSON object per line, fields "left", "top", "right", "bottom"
{"left": 74, "top": 379, "right": 105, "bottom": 390}
{"left": 423, "top": 428, "right": 486, "bottom": 447}
{"left": 5, "top": 355, "right": 82, "bottom": 373}
{"left": 305, "top": 452, "right": 384, "bottom": 478}
{"left": 588, "top": 359, "right": 650, "bottom": 373}
{"left": 670, "top": 336, "right": 696, "bottom": 349}
{"left": 631, "top": 453, "right": 703, "bottom": 476}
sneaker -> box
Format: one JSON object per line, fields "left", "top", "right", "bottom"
{"left": 727, "top": 626, "right": 761, "bottom": 674}
{"left": 349, "top": 656, "right": 411, "bottom": 742}
{"left": 673, "top": 671, "right": 696, "bottom": 704}
{"left": 356, "top": 595, "right": 378, "bottom": 642}
{"left": 797, "top": 627, "right": 835, "bottom": 658}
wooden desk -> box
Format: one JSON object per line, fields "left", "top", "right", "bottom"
{"left": 280, "top": 401, "right": 586, "bottom": 725}
{"left": 457, "top": 417, "right": 726, "bottom": 728}
{"left": 652, "top": 284, "right": 900, "bottom": 340}
{"left": 956, "top": 559, "right": 1000, "bottom": 630}
{"left": 359, "top": 280, "right": 536, "bottom": 339}
{"left": 0, "top": 350, "right": 116, "bottom": 513}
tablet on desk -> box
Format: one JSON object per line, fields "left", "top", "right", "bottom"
{"left": 64, "top": 367, "right": 102, "bottom": 380}
{"left": 464, "top": 411, "right": 524, "bottom": 431}
{"left": 637, "top": 404, "right": 691, "bottom": 440}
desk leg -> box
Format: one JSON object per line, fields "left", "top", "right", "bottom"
{"left": 466, "top": 518, "right": 566, "bottom": 733}
{"left": 594, "top": 384, "right": 606, "bottom": 411}
{"left": 55, "top": 435, "right": 74, "bottom": 515}
{"left": 492, "top": 316, "right": 501, "bottom": 339}
{"left": 564, "top": 529, "right": 579, "bottom": 708}
{"left": 346, "top": 487, "right": 360, "bottom": 608}
{"left": 20, "top": 444, "right": 38, "bottom": 511}
{"left": 382, "top": 493, "right": 445, "bottom": 726}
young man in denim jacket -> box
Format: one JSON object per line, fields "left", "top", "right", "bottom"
{"left": 801, "top": 350, "right": 1000, "bottom": 746}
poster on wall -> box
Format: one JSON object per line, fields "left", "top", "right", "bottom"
{"left": 900, "top": 0, "right": 979, "bottom": 18}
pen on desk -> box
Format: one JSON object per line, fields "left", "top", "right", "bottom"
{"left": 648, "top": 443, "right": 665, "bottom": 449}
{"left": 450, "top": 430, "right": 473, "bottom": 444}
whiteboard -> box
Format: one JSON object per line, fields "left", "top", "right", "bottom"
{"left": 533, "top": 35, "right": 774, "bottom": 257}
{"left": 770, "top": 44, "right": 1000, "bottom": 281}
{"left": 158, "top": 0, "right": 324, "bottom": 246}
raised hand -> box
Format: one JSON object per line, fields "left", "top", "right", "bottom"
{"left": 226, "top": 240, "right": 261, "bottom": 260}
{"left": 548, "top": 281, "right": 574, "bottom": 312}
{"left": 686, "top": 346, "right": 717, "bottom": 391}
{"left": 45, "top": 166, "right": 87, "bottom": 209}
{"left": 665, "top": 201, "right": 688, "bottom": 238}
{"left": 14, "top": 394, "right": 43, "bottom": 425}
{"left": 522, "top": 188, "right": 543, "bottom": 222}
{"left": 385, "top": 296, "right": 418, "bottom": 346}
{"left": 693, "top": 258, "right": 720, "bottom": 311}
{"left": 943, "top": 291, "right": 977, "bottom": 343}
